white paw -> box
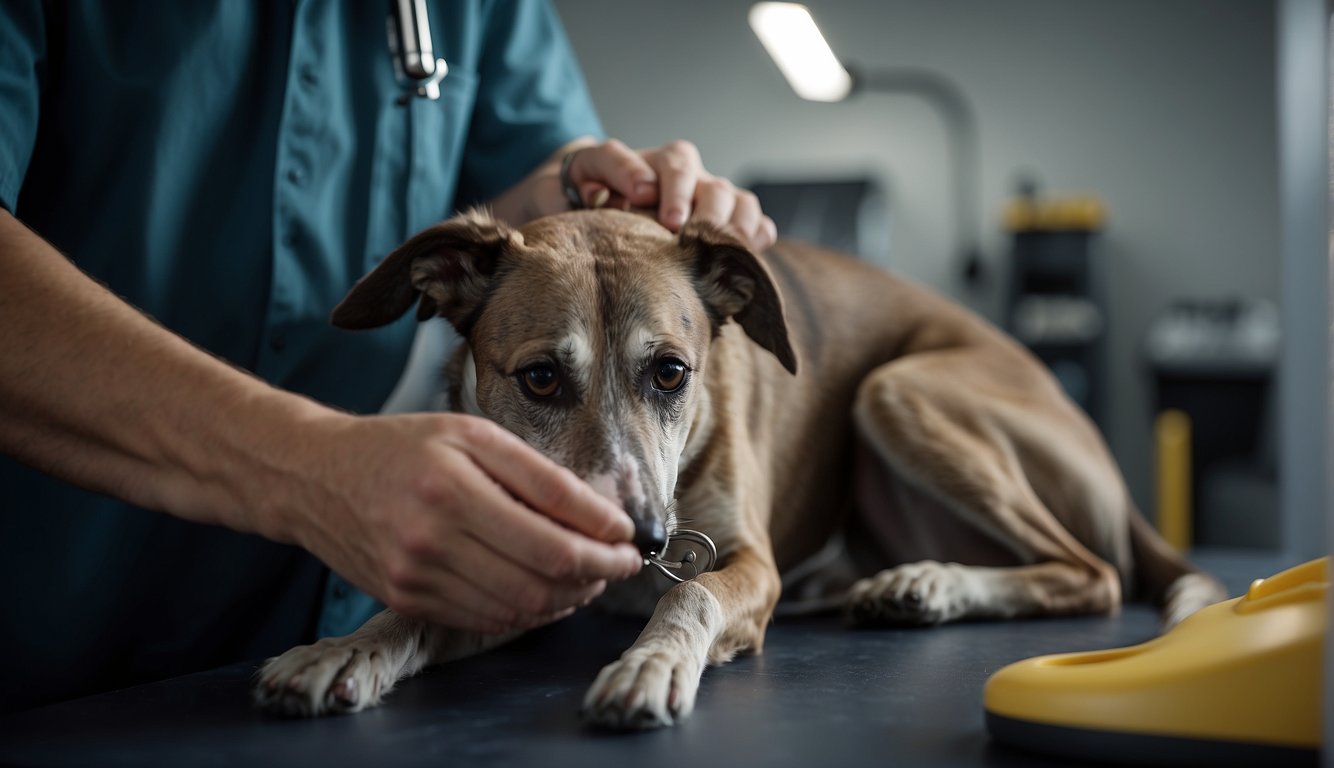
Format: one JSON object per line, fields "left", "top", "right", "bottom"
{"left": 847, "top": 561, "right": 970, "bottom": 626}
{"left": 581, "top": 648, "right": 701, "bottom": 730}
{"left": 253, "top": 637, "right": 397, "bottom": 717}
{"left": 1161, "top": 572, "right": 1228, "bottom": 629}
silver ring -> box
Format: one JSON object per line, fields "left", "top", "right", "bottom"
{"left": 559, "top": 150, "right": 584, "bottom": 210}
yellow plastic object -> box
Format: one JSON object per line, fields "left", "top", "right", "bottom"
{"left": 985, "top": 558, "right": 1326, "bottom": 762}
{"left": 1154, "top": 409, "right": 1192, "bottom": 551}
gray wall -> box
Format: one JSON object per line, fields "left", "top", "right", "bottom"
{"left": 552, "top": 0, "right": 1281, "bottom": 513}
{"left": 1277, "top": 0, "right": 1328, "bottom": 561}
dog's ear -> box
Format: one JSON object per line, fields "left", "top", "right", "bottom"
{"left": 331, "top": 210, "right": 521, "bottom": 335}
{"left": 681, "top": 221, "right": 798, "bottom": 375}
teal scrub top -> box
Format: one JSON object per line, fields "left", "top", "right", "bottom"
{"left": 0, "top": 0, "right": 603, "bottom": 712}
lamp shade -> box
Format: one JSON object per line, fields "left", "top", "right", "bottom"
{"left": 749, "top": 2, "right": 853, "bottom": 102}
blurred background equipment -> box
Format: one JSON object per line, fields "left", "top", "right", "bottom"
{"left": 1145, "top": 297, "right": 1280, "bottom": 548}
{"left": 746, "top": 177, "right": 888, "bottom": 259}
{"left": 1154, "top": 409, "right": 1193, "bottom": 552}
{"left": 1002, "top": 178, "right": 1108, "bottom": 424}
{"left": 749, "top": 1, "right": 984, "bottom": 285}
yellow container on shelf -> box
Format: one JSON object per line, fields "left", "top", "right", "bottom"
{"left": 1003, "top": 194, "right": 1107, "bottom": 232}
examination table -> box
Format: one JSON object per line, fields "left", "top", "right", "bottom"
{"left": 0, "top": 551, "right": 1291, "bottom": 767}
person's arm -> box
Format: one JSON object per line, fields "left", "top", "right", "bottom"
{"left": 0, "top": 209, "right": 640, "bottom": 633}
{"left": 457, "top": 1, "right": 775, "bottom": 250}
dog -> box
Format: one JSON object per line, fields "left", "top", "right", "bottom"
{"left": 254, "top": 207, "right": 1226, "bottom": 728}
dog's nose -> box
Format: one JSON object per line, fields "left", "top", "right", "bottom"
{"left": 632, "top": 518, "right": 668, "bottom": 557}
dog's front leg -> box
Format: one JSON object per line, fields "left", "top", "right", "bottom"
{"left": 582, "top": 546, "right": 779, "bottom": 729}
{"left": 254, "top": 609, "right": 509, "bottom": 716}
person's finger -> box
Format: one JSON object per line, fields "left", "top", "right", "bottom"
{"left": 445, "top": 446, "right": 643, "bottom": 581}
{"left": 569, "top": 139, "right": 657, "bottom": 208}
{"left": 728, "top": 189, "right": 764, "bottom": 247}
{"left": 756, "top": 215, "right": 778, "bottom": 251}
{"left": 691, "top": 176, "right": 737, "bottom": 229}
{"left": 577, "top": 184, "right": 613, "bottom": 209}
{"left": 387, "top": 533, "right": 605, "bottom": 633}
{"left": 645, "top": 140, "right": 702, "bottom": 231}
{"left": 426, "top": 529, "right": 610, "bottom": 618}
{"left": 452, "top": 418, "right": 634, "bottom": 543}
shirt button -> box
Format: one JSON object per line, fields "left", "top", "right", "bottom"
{"left": 269, "top": 331, "right": 286, "bottom": 352}
{"left": 332, "top": 583, "right": 350, "bottom": 600}
{"left": 299, "top": 66, "right": 319, "bottom": 88}
{"left": 287, "top": 168, "right": 306, "bottom": 186}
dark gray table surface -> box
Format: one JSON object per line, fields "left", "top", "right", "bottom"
{"left": 0, "top": 550, "right": 1303, "bottom": 768}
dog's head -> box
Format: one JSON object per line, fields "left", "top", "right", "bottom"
{"left": 333, "top": 208, "right": 796, "bottom": 550}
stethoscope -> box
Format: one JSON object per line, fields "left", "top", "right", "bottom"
{"left": 388, "top": 0, "right": 447, "bottom": 101}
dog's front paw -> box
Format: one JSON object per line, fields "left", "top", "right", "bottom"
{"left": 581, "top": 649, "right": 701, "bottom": 730}
{"left": 254, "top": 637, "right": 398, "bottom": 717}
{"left": 847, "top": 560, "right": 972, "bottom": 627}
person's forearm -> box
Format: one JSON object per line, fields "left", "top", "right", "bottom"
{"left": 0, "top": 209, "right": 329, "bottom": 541}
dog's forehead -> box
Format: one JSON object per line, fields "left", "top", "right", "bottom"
{"left": 471, "top": 211, "right": 709, "bottom": 363}
{"left": 512, "top": 211, "right": 681, "bottom": 283}
{"left": 517, "top": 208, "right": 675, "bottom": 249}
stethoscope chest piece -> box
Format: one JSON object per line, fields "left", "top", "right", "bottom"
{"left": 388, "top": 0, "right": 447, "bottom": 101}
{"left": 409, "top": 58, "right": 447, "bottom": 100}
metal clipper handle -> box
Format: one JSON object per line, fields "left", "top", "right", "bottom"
{"left": 645, "top": 529, "right": 718, "bottom": 583}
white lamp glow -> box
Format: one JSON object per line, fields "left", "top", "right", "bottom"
{"left": 749, "top": 2, "right": 853, "bottom": 103}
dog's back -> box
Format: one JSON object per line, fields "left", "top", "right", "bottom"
{"left": 709, "top": 238, "right": 1222, "bottom": 624}
{"left": 705, "top": 240, "right": 1027, "bottom": 571}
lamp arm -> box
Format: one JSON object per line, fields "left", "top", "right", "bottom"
{"left": 850, "top": 67, "right": 983, "bottom": 282}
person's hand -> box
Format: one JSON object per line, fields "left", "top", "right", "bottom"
{"left": 563, "top": 139, "right": 778, "bottom": 252}
{"left": 274, "top": 411, "right": 643, "bottom": 635}
{"left": 494, "top": 138, "right": 777, "bottom": 252}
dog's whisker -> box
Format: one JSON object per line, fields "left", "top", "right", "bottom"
{"left": 663, "top": 501, "right": 682, "bottom": 534}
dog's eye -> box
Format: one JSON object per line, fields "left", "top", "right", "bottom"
{"left": 652, "top": 359, "right": 688, "bottom": 393}
{"left": 520, "top": 365, "right": 561, "bottom": 398}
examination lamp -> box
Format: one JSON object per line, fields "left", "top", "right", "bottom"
{"left": 749, "top": 2, "right": 984, "bottom": 283}
{"left": 748, "top": 2, "right": 852, "bottom": 102}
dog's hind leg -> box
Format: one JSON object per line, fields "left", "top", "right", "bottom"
{"left": 846, "top": 348, "right": 1127, "bottom": 626}
{"left": 254, "top": 610, "right": 509, "bottom": 716}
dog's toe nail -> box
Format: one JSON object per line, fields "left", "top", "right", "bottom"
{"left": 333, "top": 677, "right": 358, "bottom": 706}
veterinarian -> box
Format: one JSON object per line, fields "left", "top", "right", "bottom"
{"left": 0, "top": 1, "right": 775, "bottom": 713}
